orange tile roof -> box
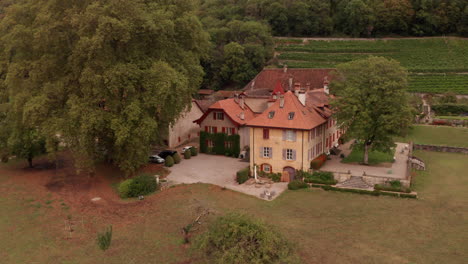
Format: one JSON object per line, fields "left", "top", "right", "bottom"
{"left": 243, "top": 68, "right": 335, "bottom": 92}
{"left": 194, "top": 98, "right": 256, "bottom": 126}
{"left": 246, "top": 91, "right": 326, "bottom": 130}
{"left": 198, "top": 89, "right": 214, "bottom": 95}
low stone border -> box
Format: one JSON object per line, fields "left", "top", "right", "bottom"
{"left": 413, "top": 144, "right": 468, "bottom": 154}
{"left": 309, "top": 183, "right": 418, "bottom": 199}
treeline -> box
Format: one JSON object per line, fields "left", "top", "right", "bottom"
{"left": 200, "top": 0, "right": 468, "bottom": 37}
{"left": 198, "top": 0, "right": 468, "bottom": 89}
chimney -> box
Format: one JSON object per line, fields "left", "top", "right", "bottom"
{"left": 294, "top": 82, "right": 300, "bottom": 96}
{"left": 306, "top": 82, "right": 311, "bottom": 91}
{"left": 288, "top": 77, "right": 293, "bottom": 91}
{"left": 283, "top": 64, "right": 288, "bottom": 73}
{"left": 323, "top": 76, "right": 329, "bottom": 95}
{"left": 239, "top": 95, "right": 245, "bottom": 109}
{"left": 298, "top": 90, "right": 306, "bottom": 106}
{"left": 279, "top": 95, "right": 285, "bottom": 108}
{"left": 234, "top": 93, "right": 239, "bottom": 103}
{"left": 240, "top": 111, "right": 245, "bottom": 120}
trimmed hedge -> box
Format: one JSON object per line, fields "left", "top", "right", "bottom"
{"left": 299, "top": 170, "right": 337, "bottom": 185}
{"left": 374, "top": 184, "right": 411, "bottom": 193}
{"left": 184, "top": 150, "right": 191, "bottom": 159}
{"left": 173, "top": 153, "right": 181, "bottom": 164}
{"left": 190, "top": 147, "right": 198, "bottom": 156}
{"left": 118, "top": 173, "right": 158, "bottom": 198}
{"left": 236, "top": 167, "right": 250, "bottom": 184}
{"left": 165, "top": 156, "right": 174, "bottom": 167}
{"left": 310, "top": 154, "right": 327, "bottom": 170}
{"left": 311, "top": 185, "right": 417, "bottom": 198}
{"left": 288, "top": 180, "right": 308, "bottom": 190}
{"left": 432, "top": 103, "right": 468, "bottom": 116}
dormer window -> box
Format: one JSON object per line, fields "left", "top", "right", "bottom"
{"left": 288, "top": 112, "right": 295, "bottom": 120}
{"left": 213, "top": 112, "right": 224, "bottom": 120}
{"left": 268, "top": 111, "right": 275, "bottom": 119}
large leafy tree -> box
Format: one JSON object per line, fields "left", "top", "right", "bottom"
{"left": 331, "top": 56, "right": 412, "bottom": 165}
{"left": 0, "top": 0, "right": 209, "bottom": 175}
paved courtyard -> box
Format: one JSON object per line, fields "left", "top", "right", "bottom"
{"left": 321, "top": 142, "right": 409, "bottom": 179}
{"left": 166, "top": 154, "right": 288, "bottom": 200}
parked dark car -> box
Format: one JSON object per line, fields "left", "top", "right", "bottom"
{"left": 158, "top": 150, "right": 177, "bottom": 160}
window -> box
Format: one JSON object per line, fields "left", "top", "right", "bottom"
{"left": 262, "top": 164, "right": 271, "bottom": 173}
{"left": 207, "top": 140, "right": 214, "bottom": 148}
{"left": 286, "top": 149, "right": 294, "bottom": 160}
{"left": 263, "top": 129, "right": 269, "bottom": 139}
{"left": 284, "top": 130, "right": 296, "bottom": 141}
{"left": 227, "top": 127, "right": 235, "bottom": 135}
{"left": 208, "top": 126, "right": 216, "bottom": 133}
{"left": 288, "top": 112, "right": 295, "bottom": 120}
{"left": 262, "top": 147, "right": 272, "bottom": 158}
{"left": 268, "top": 111, "right": 275, "bottom": 119}
{"left": 225, "top": 141, "right": 233, "bottom": 148}
{"left": 217, "top": 112, "right": 224, "bottom": 120}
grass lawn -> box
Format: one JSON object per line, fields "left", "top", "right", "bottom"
{"left": 395, "top": 125, "right": 468, "bottom": 147}
{"left": 0, "top": 151, "right": 467, "bottom": 263}
{"left": 342, "top": 146, "right": 394, "bottom": 165}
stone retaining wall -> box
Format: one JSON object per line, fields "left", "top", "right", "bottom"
{"left": 331, "top": 171, "right": 411, "bottom": 188}
{"left": 413, "top": 144, "right": 468, "bottom": 154}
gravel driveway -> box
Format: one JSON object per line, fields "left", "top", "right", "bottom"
{"left": 167, "top": 154, "right": 287, "bottom": 200}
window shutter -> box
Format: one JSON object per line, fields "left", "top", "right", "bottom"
{"left": 205, "top": 126, "right": 208, "bottom": 132}
{"left": 222, "top": 127, "right": 226, "bottom": 133}
{"left": 282, "top": 149, "right": 286, "bottom": 160}
{"left": 214, "top": 127, "right": 218, "bottom": 133}
{"left": 213, "top": 112, "right": 216, "bottom": 120}
{"left": 269, "top": 147, "right": 273, "bottom": 158}
{"left": 221, "top": 113, "right": 224, "bottom": 120}
{"left": 232, "top": 128, "right": 236, "bottom": 134}
{"left": 282, "top": 130, "right": 286, "bottom": 140}
{"left": 292, "top": 131, "right": 296, "bottom": 142}
{"left": 260, "top": 147, "right": 263, "bottom": 158}
{"left": 292, "top": 150, "right": 296, "bottom": 160}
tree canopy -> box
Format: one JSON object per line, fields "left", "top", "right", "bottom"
{"left": 331, "top": 56, "right": 412, "bottom": 164}
{"left": 0, "top": 0, "right": 209, "bottom": 174}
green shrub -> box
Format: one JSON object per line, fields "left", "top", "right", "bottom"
{"left": 301, "top": 171, "right": 337, "bottom": 185}
{"left": 97, "top": 225, "right": 112, "bottom": 251}
{"left": 190, "top": 147, "right": 198, "bottom": 156}
{"left": 268, "top": 173, "right": 281, "bottom": 182}
{"left": 119, "top": 173, "right": 158, "bottom": 198}
{"left": 165, "top": 156, "right": 174, "bottom": 167}
{"left": 118, "top": 179, "right": 133, "bottom": 198}
{"left": 236, "top": 167, "right": 250, "bottom": 184}
{"left": 374, "top": 183, "right": 411, "bottom": 193}
{"left": 432, "top": 103, "right": 468, "bottom": 116}
{"left": 173, "top": 153, "right": 181, "bottom": 164}
{"left": 184, "top": 150, "right": 191, "bottom": 159}
{"left": 192, "top": 213, "right": 299, "bottom": 264}
{"left": 288, "top": 180, "right": 308, "bottom": 190}
{"left": 389, "top": 180, "right": 402, "bottom": 188}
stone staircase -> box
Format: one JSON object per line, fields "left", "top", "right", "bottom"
{"left": 410, "top": 156, "right": 426, "bottom": 170}
{"left": 335, "top": 176, "right": 373, "bottom": 190}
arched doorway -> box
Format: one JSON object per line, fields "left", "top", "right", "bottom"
{"left": 282, "top": 167, "right": 296, "bottom": 182}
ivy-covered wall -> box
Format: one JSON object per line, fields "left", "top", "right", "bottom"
{"left": 199, "top": 131, "right": 240, "bottom": 157}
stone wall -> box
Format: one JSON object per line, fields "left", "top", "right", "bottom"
{"left": 331, "top": 171, "right": 411, "bottom": 188}
{"left": 413, "top": 144, "right": 468, "bottom": 154}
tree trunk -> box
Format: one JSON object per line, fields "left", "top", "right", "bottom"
{"left": 363, "top": 143, "right": 370, "bottom": 165}
{"left": 28, "top": 157, "right": 33, "bottom": 168}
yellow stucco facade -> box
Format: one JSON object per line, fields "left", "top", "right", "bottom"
{"left": 249, "top": 119, "right": 340, "bottom": 177}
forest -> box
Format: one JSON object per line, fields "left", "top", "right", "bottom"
{"left": 0, "top": 0, "right": 466, "bottom": 174}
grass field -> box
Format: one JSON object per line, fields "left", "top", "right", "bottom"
{"left": 275, "top": 38, "right": 468, "bottom": 94}
{"left": 1, "top": 150, "right": 467, "bottom": 263}
{"left": 342, "top": 147, "right": 394, "bottom": 165}
{"left": 396, "top": 125, "right": 468, "bottom": 147}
